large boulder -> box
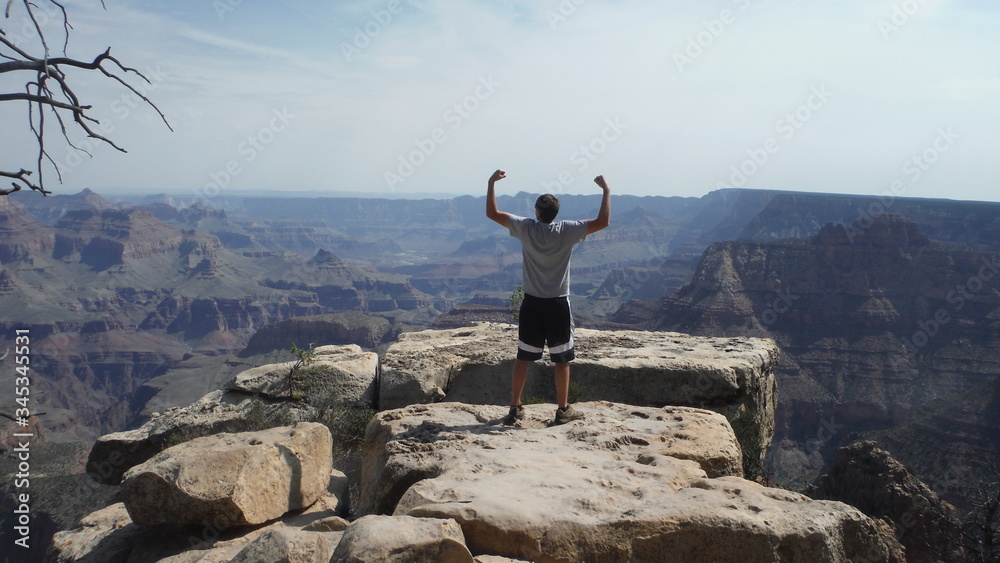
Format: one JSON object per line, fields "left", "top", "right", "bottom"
{"left": 121, "top": 422, "right": 333, "bottom": 527}
{"left": 228, "top": 527, "right": 341, "bottom": 563}
{"left": 807, "top": 441, "right": 965, "bottom": 563}
{"left": 330, "top": 515, "right": 474, "bottom": 563}
{"left": 87, "top": 344, "right": 377, "bottom": 485}
{"left": 51, "top": 468, "right": 348, "bottom": 563}
{"left": 380, "top": 323, "right": 779, "bottom": 472}
{"left": 358, "top": 402, "right": 904, "bottom": 562}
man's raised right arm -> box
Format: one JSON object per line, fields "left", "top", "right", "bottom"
{"left": 486, "top": 169, "right": 511, "bottom": 228}
{"left": 587, "top": 175, "right": 611, "bottom": 234}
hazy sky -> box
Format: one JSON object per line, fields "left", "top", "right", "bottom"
{"left": 1, "top": 0, "right": 997, "bottom": 202}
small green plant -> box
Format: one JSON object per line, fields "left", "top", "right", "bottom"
{"left": 508, "top": 283, "right": 524, "bottom": 322}
{"left": 288, "top": 342, "right": 317, "bottom": 398}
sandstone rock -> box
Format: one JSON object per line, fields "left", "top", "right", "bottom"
{"left": 50, "top": 503, "right": 136, "bottom": 563}
{"left": 51, "top": 503, "right": 342, "bottom": 563}
{"left": 229, "top": 344, "right": 378, "bottom": 405}
{"left": 303, "top": 516, "right": 350, "bottom": 532}
{"left": 807, "top": 441, "right": 964, "bottom": 563}
{"left": 358, "top": 402, "right": 904, "bottom": 562}
{"left": 121, "top": 422, "right": 332, "bottom": 527}
{"left": 380, "top": 323, "right": 778, "bottom": 472}
{"left": 88, "top": 345, "right": 376, "bottom": 485}
{"left": 330, "top": 514, "right": 474, "bottom": 563}
{"left": 229, "top": 526, "right": 341, "bottom": 563}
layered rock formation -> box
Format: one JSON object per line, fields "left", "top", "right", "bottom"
{"left": 380, "top": 323, "right": 779, "bottom": 476}
{"left": 0, "top": 195, "right": 54, "bottom": 262}
{"left": 617, "top": 214, "right": 1000, "bottom": 504}
{"left": 52, "top": 208, "right": 184, "bottom": 269}
{"left": 0, "top": 198, "right": 428, "bottom": 445}
{"left": 808, "top": 441, "right": 964, "bottom": 563}
{"left": 239, "top": 312, "right": 393, "bottom": 355}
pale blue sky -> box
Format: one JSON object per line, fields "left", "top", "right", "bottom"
{"left": 1, "top": 0, "right": 997, "bottom": 201}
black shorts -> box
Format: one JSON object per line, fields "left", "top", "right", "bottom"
{"left": 517, "top": 294, "right": 575, "bottom": 363}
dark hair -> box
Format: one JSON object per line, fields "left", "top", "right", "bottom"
{"left": 535, "top": 194, "right": 560, "bottom": 223}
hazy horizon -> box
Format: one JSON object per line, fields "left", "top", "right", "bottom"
{"left": 2, "top": 1, "right": 996, "bottom": 202}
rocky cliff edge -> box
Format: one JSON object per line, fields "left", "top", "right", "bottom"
{"left": 54, "top": 327, "right": 906, "bottom": 562}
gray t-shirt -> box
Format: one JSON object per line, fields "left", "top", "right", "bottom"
{"left": 508, "top": 216, "right": 589, "bottom": 298}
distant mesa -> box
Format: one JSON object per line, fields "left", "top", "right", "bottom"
{"left": 817, "top": 213, "right": 930, "bottom": 247}
{"left": 309, "top": 248, "right": 347, "bottom": 267}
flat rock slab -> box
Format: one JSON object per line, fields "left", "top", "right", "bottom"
{"left": 380, "top": 323, "right": 779, "bottom": 466}
{"left": 359, "top": 402, "right": 903, "bottom": 563}
{"left": 121, "top": 422, "right": 333, "bottom": 527}
{"left": 383, "top": 323, "right": 777, "bottom": 407}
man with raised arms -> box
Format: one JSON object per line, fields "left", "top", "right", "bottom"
{"left": 485, "top": 169, "right": 611, "bottom": 425}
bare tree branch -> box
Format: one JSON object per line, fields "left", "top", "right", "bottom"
{"left": 1, "top": 0, "right": 169, "bottom": 196}
{"left": 0, "top": 169, "right": 48, "bottom": 196}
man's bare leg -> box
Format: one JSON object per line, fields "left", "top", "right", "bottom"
{"left": 554, "top": 362, "right": 570, "bottom": 409}
{"left": 511, "top": 358, "right": 532, "bottom": 406}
